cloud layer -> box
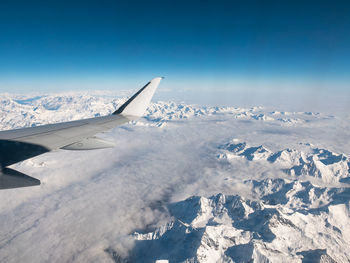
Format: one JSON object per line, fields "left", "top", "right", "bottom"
{"left": 0, "top": 92, "right": 349, "bottom": 262}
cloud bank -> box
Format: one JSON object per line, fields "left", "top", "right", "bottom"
{"left": 0, "top": 92, "right": 349, "bottom": 262}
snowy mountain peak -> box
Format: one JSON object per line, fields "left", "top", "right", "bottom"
{"left": 0, "top": 92, "right": 330, "bottom": 131}
{"left": 131, "top": 188, "right": 346, "bottom": 262}
{"left": 218, "top": 140, "right": 350, "bottom": 183}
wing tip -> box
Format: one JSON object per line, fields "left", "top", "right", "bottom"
{"left": 151, "top": 76, "right": 165, "bottom": 83}
{"left": 113, "top": 77, "right": 163, "bottom": 116}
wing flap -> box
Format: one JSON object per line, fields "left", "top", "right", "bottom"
{"left": 0, "top": 168, "right": 40, "bottom": 189}
{"left": 61, "top": 137, "right": 115, "bottom": 150}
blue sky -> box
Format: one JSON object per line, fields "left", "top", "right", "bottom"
{"left": 0, "top": 0, "right": 349, "bottom": 106}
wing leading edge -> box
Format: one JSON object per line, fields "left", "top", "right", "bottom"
{"left": 0, "top": 77, "right": 163, "bottom": 189}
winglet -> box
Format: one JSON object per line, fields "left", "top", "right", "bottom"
{"left": 113, "top": 77, "right": 163, "bottom": 118}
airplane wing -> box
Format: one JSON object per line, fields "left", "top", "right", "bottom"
{"left": 0, "top": 77, "right": 163, "bottom": 189}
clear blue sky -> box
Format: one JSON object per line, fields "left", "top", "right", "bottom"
{"left": 0, "top": 0, "right": 349, "bottom": 107}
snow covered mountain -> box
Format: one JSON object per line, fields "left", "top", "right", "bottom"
{"left": 218, "top": 140, "right": 350, "bottom": 183}
{"left": 0, "top": 92, "right": 349, "bottom": 263}
{"left": 0, "top": 92, "right": 331, "bottom": 130}
{"left": 132, "top": 185, "right": 347, "bottom": 262}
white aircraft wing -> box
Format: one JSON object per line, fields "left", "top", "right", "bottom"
{"left": 0, "top": 77, "right": 163, "bottom": 189}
